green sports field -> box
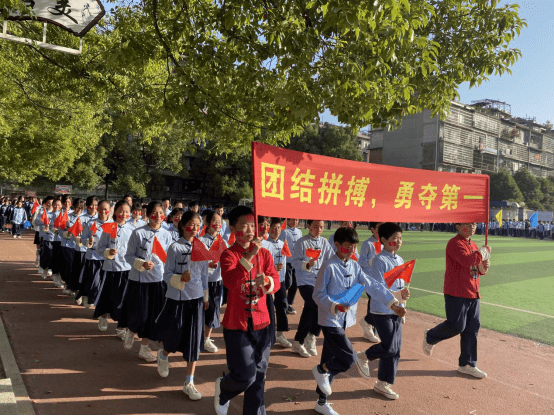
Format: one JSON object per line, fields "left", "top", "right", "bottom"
{"left": 315, "top": 229, "right": 554, "bottom": 346}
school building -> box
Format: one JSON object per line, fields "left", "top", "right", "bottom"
{"left": 368, "top": 98, "right": 554, "bottom": 178}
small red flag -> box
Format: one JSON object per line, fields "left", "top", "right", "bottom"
{"left": 31, "top": 201, "right": 40, "bottom": 215}
{"left": 227, "top": 232, "right": 236, "bottom": 245}
{"left": 90, "top": 221, "right": 98, "bottom": 235}
{"left": 306, "top": 248, "right": 321, "bottom": 260}
{"left": 281, "top": 220, "right": 287, "bottom": 230}
{"left": 101, "top": 222, "right": 118, "bottom": 239}
{"left": 191, "top": 237, "right": 210, "bottom": 262}
{"left": 152, "top": 236, "right": 167, "bottom": 263}
{"left": 281, "top": 240, "right": 292, "bottom": 258}
{"left": 208, "top": 234, "right": 227, "bottom": 262}
{"left": 68, "top": 218, "right": 83, "bottom": 237}
{"left": 199, "top": 225, "right": 207, "bottom": 237}
{"left": 373, "top": 241, "right": 382, "bottom": 254}
{"left": 383, "top": 260, "right": 416, "bottom": 289}
{"left": 41, "top": 209, "right": 49, "bottom": 226}
{"left": 54, "top": 209, "right": 69, "bottom": 230}
{"left": 350, "top": 253, "right": 358, "bottom": 261}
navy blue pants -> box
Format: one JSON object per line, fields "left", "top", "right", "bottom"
{"left": 273, "top": 279, "right": 289, "bottom": 332}
{"left": 364, "top": 298, "right": 376, "bottom": 327}
{"left": 11, "top": 222, "right": 21, "bottom": 236}
{"left": 285, "top": 263, "right": 297, "bottom": 306}
{"left": 364, "top": 314, "right": 402, "bottom": 385}
{"left": 317, "top": 326, "right": 357, "bottom": 402}
{"left": 294, "top": 285, "right": 321, "bottom": 343}
{"left": 426, "top": 295, "right": 480, "bottom": 367}
{"left": 220, "top": 319, "right": 272, "bottom": 415}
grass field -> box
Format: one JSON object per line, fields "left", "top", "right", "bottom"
{"left": 312, "top": 228, "right": 554, "bottom": 346}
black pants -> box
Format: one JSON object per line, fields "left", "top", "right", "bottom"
{"left": 364, "top": 298, "right": 376, "bottom": 327}
{"left": 364, "top": 314, "right": 402, "bottom": 384}
{"left": 426, "top": 295, "right": 480, "bottom": 368}
{"left": 11, "top": 222, "right": 21, "bottom": 236}
{"left": 317, "top": 326, "right": 357, "bottom": 402}
{"left": 285, "top": 263, "right": 297, "bottom": 306}
{"left": 220, "top": 319, "right": 272, "bottom": 415}
{"left": 40, "top": 240, "right": 54, "bottom": 270}
{"left": 294, "top": 285, "right": 321, "bottom": 343}
{"left": 273, "top": 279, "right": 289, "bottom": 332}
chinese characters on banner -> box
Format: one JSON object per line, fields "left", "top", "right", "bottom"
{"left": 252, "top": 142, "right": 489, "bottom": 223}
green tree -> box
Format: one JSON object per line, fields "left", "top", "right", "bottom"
{"left": 526, "top": 200, "right": 544, "bottom": 211}
{"left": 285, "top": 123, "right": 362, "bottom": 160}
{"left": 513, "top": 168, "right": 543, "bottom": 204}
{"left": 488, "top": 169, "right": 523, "bottom": 202}
{"left": 537, "top": 177, "right": 554, "bottom": 210}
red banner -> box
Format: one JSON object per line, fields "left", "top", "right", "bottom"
{"left": 252, "top": 142, "right": 489, "bottom": 223}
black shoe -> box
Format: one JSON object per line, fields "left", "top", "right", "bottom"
{"left": 286, "top": 306, "right": 297, "bottom": 315}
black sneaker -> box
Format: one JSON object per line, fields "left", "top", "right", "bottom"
{"left": 286, "top": 306, "right": 297, "bottom": 315}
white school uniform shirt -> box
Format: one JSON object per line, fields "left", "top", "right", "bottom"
{"left": 262, "top": 237, "right": 286, "bottom": 282}
{"left": 370, "top": 250, "right": 406, "bottom": 315}
{"left": 61, "top": 212, "right": 82, "bottom": 249}
{"left": 200, "top": 233, "right": 229, "bottom": 283}
{"left": 98, "top": 222, "right": 134, "bottom": 272}
{"left": 11, "top": 207, "right": 27, "bottom": 224}
{"left": 82, "top": 218, "right": 112, "bottom": 261}
{"left": 291, "top": 234, "right": 334, "bottom": 287}
{"left": 358, "top": 235, "right": 382, "bottom": 275}
{"left": 279, "top": 226, "right": 303, "bottom": 258}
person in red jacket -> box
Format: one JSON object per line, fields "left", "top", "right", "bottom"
{"left": 423, "top": 222, "right": 491, "bottom": 379}
{"left": 214, "top": 206, "right": 280, "bottom": 415}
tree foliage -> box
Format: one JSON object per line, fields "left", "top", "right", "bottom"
{"left": 489, "top": 169, "right": 523, "bottom": 202}
{"left": 513, "top": 168, "right": 543, "bottom": 205}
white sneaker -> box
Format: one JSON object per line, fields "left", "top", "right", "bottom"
{"left": 183, "top": 382, "right": 201, "bottom": 400}
{"left": 356, "top": 351, "right": 371, "bottom": 379}
{"left": 13, "top": 235, "right": 16, "bottom": 239}
{"left": 360, "top": 319, "right": 380, "bottom": 342}
{"left": 116, "top": 328, "right": 126, "bottom": 340}
{"left": 214, "top": 377, "right": 229, "bottom": 415}
{"left": 82, "top": 296, "right": 90, "bottom": 308}
{"left": 422, "top": 329, "right": 434, "bottom": 356}
{"left": 457, "top": 365, "right": 487, "bottom": 379}
{"left": 157, "top": 350, "right": 169, "bottom": 378}
{"left": 138, "top": 345, "right": 156, "bottom": 362}
{"left": 124, "top": 329, "right": 135, "bottom": 350}
{"left": 35, "top": 258, "right": 40, "bottom": 267}
{"left": 98, "top": 316, "right": 108, "bottom": 332}
{"left": 62, "top": 289, "right": 71, "bottom": 295}
{"left": 374, "top": 380, "right": 399, "bottom": 400}
{"left": 18, "top": 235, "right": 21, "bottom": 239}
{"left": 291, "top": 340, "right": 311, "bottom": 358}
{"left": 204, "top": 337, "right": 218, "bottom": 353}
{"left": 47, "top": 269, "right": 52, "bottom": 277}
{"left": 75, "top": 296, "right": 83, "bottom": 306}
{"left": 315, "top": 402, "right": 339, "bottom": 415}
{"left": 41, "top": 269, "right": 48, "bottom": 280}
{"left": 312, "top": 365, "right": 332, "bottom": 396}
{"left": 275, "top": 333, "right": 292, "bottom": 348}
{"left": 305, "top": 333, "right": 318, "bottom": 356}
{"left": 53, "top": 274, "right": 62, "bottom": 287}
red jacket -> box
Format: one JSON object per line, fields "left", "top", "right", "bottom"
{"left": 444, "top": 234, "right": 486, "bottom": 299}
{"left": 220, "top": 244, "right": 280, "bottom": 331}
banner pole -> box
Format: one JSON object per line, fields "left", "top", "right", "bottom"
{"left": 251, "top": 141, "right": 258, "bottom": 239}
{"left": 485, "top": 222, "right": 488, "bottom": 246}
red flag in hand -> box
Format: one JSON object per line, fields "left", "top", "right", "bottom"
{"left": 373, "top": 241, "right": 382, "bottom": 254}
{"left": 90, "top": 221, "right": 98, "bottom": 235}
{"left": 101, "top": 222, "right": 118, "bottom": 239}
{"left": 191, "top": 237, "right": 210, "bottom": 262}
{"left": 305, "top": 248, "right": 321, "bottom": 260}
{"left": 68, "top": 218, "right": 83, "bottom": 237}
{"left": 227, "top": 232, "right": 236, "bottom": 245}
{"left": 350, "top": 253, "right": 358, "bottom": 261}
{"left": 54, "top": 209, "right": 69, "bottom": 230}
{"left": 152, "top": 236, "right": 167, "bottom": 263}
{"left": 199, "top": 225, "right": 207, "bottom": 237}
{"left": 281, "top": 240, "right": 292, "bottom": 258}
{"left": 208, "top": 234, "right": 226, "bottom": 262}
{"left": 41, "top": 209, "right": 49, "bottom": 227}
{"left": 383, "top": 260, "right": 416, "bottom": 289}
{"left": 281, "top": 220, "right": 287, "bottom": 230}
{"left": 31, "top": 201, "right": 40, "bottom": 215}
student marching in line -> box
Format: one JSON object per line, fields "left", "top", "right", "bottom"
{"left": 358, "top": 221, "right": 384, "bottom": 343}
{"left": 127, "top": 202, "right": 146, "bottom": 229}
{"left": 121, "top": 200, "right": 173, "bottom": 362}
{"left": 94, "top": 200, "right": 134, "bottom": 337}
{"left": 214, "top": 206, "right": 280, "bottom": 415}
{"left": 30, "top": 198, "right": 42, "bottom": 266}
{"left": 278, "top": 218, "right": 303, "bottom": 315}
{"left": 214, "top": 204, "right": 228, "bottom": 238}
{"left": 312, "top": 227, "right": 406, "bottom": 415}
{"left": 290, "top": 220, "right": 334, "bottom": 358}
{"left": 78, "top": 200, "right": 111, "bottom": 308}
{"left": 357, "top": 223, "right": 411, "bottom": 400}
{"left": 10, "top": 199, "right": 28, "bottom": 239}
{"left": 162, "top": 197, "right": 172, "bottom": 219}
{"left": 423, "top": 222, "right": 491, "bottom": 379}
{"left": 68, "top": 197, "right": 98, "bottom": 302}
{"left": 49, "top": 198, "right": 66, "bottom": 288}
{"left": 60, "top": 199, "right": 84, "bottom": 295}
{"left": 199, "top": 210, "right": 228, "bottom": 353}
{"left": 34, "top": 196, "right": 55, "bottom": 279}
{"left": 262, "top": 217, "right": 292, "bottom": 348}
{"left": 156, "top": 210, "right": 209, "bottom": 400}
{"left": 167, "top": 208, "right": 184, "bottom": 243}
{"left": 0, "top": 197, "right": 7, "bottom": 233}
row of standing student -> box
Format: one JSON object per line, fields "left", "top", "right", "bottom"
{"left": 0, "top": 196, "right": 30, "bottom": 238}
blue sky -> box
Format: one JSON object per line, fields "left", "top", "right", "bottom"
{"left": 321, "top": 0, "right": 554, "bottom": 127}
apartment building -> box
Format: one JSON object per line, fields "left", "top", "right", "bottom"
{"left": 369, "top": 99, "right": 554, "bottom": 178}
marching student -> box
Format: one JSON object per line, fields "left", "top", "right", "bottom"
{"left": 279, "top": 218, "right": 303, "bottom": 315}
{"left": 312, "top": 227, "right": 406, "bottom": 415}
{"left": 60, "top": 199, "right": 84, "bottom": 294}
{"left": 34, "top": 196, "right": 55, "bottom": 279}
{"left": 49, "top": 199, "right": 65, "bottom": 288}
{"left": 156, "top": 210, "right": 209, "bottom": 401}
{"left": 214, "top": 206, "right": 280, "bottom": 415}
{"left": 94, "top": 200, "right": 133, "bottom": 337}
{"left": 290, "top": 220, "right": 334, "bottom": 358}
{"left": 423, "top": 222, "right": 491, "bottom": 379}
{"left": 214, "top": 204, "right": 228, "bottom": 237}
{"left": 127, "top": 202, "right": 146, "bottom": 228}
{"left": 162, "top": 197, "right": 172, "bottom": 218}
{"left": 0, "top": 197, "right": 7, "bottom": 232}
{"left": 121, "top": 200, "right": 173, "bottom": 362}
{"left": 262, "top": 217, "right": 292, "bottom": 348}
{"left": 30, "top": 198, "right": 42, "bottom": 266}
{"left": 78, "top": 200, "right": 111, "bottom": 308}
{"left": 358, "top": 221, "right": 384, "bottom": 343}
{"left": 10, "top": 199, "right": 28, "bottom": 239}
{"left": 167, "top": 208, "right": 184, "bottom": 243}
{"left": 358, "top": 223, "right": 411, "bottom": 400}
{"left": 199, "top": 210, "right": 228, "bottom": 353}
